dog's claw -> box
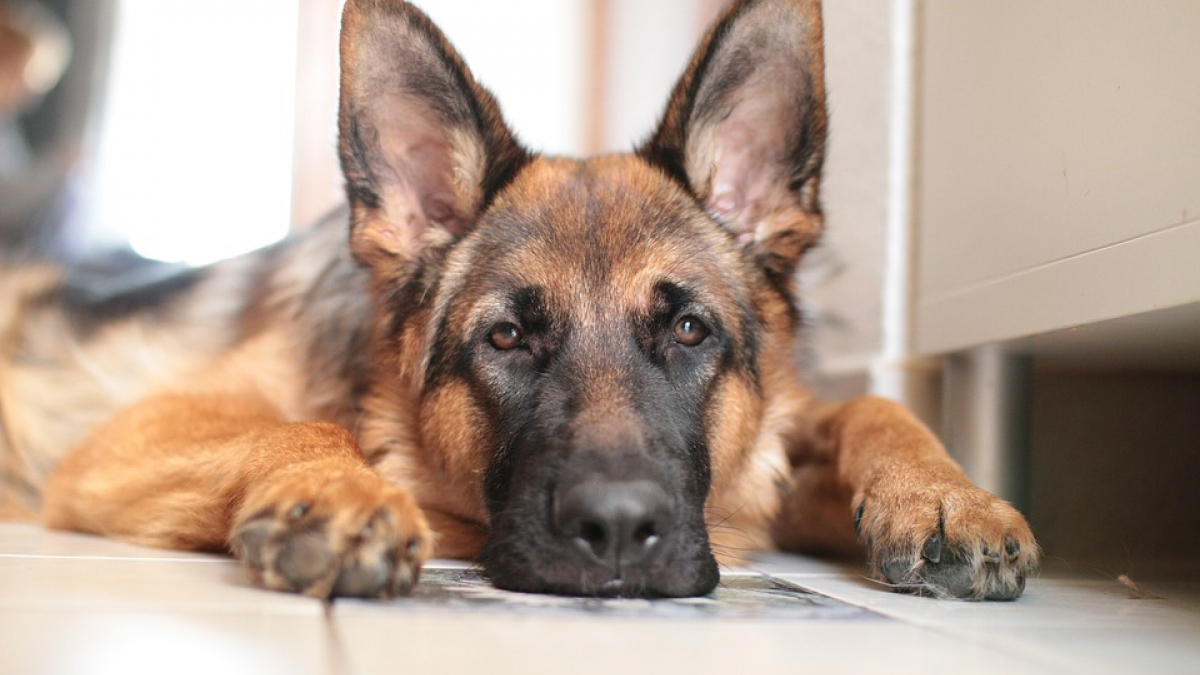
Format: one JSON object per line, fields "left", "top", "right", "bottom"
{"left": 922, "top": 531, "right": 943, "bottom": 564}
{"left": 287, "top": 503, "right": 311, "bottom": 521}
{"left": 1005, "top": 537, "right": 1021, "bottom": 561}
{"left": 982, "top": 546, "right": 1002, "bottom": 565}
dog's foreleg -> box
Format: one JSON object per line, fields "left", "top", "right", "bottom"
{"left": 42, "top": 391, "right": 431, "bottom": 598}
{"left": 778, "top": 396, "right": 1038, "bottom": 600}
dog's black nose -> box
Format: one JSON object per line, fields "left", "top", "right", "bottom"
{"left": 554, "top": 479, "right": 675, "bottom": 571}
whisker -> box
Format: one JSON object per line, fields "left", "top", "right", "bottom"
{"left": 704, "top": 501, "right": 750, "bottom": 530}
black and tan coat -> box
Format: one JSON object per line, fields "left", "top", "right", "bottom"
{"left": 0, "top": 0, "right": 1036, "bottom": 600}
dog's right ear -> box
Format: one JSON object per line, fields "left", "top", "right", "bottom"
{"left": 640, "top": 0, "right": 827, "bottom": 278}
{"left": 338, "top": 0, "right": 529, "bottom": 276}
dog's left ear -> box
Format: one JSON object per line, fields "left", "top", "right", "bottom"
{"left": 337, "top": 0, "right": 529, "bottom": 277}
{"left": 640, "top": 0, "right": 827, "bottom": 277}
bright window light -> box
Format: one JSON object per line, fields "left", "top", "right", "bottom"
{"left": 91, "top": 0, "right": 298, "bottom": 265}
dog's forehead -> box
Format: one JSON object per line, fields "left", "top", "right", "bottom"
{"left": 451, "top": 155, "right": 746, "bottom": 313}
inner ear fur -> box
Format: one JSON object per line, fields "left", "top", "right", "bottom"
{"left": 640, "top": 0, "right": 828, "bottom": 277}
{"left": 338, "top": 0, "right": 529, "bottom": 276}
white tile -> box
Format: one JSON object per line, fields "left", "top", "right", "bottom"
{"left": 773, "top": 571, "right": 1200, "bottom": 675}
{"left": 1, "top": 608, "right": 337, "bottom": 675}
{"left": 734, "top": 550, "right": 862, "bottom": 577}
{"left": 1000, "top": 622, "right": 1200, "bottom": 675}
{"left": 3, "top": 525, "right": 1198, "bottom": 675}
{"left": 776, "top": 571, "right": 1200, "bottom": 628}
{"left": 0, "top": 555, "right": 320, "bottom": 616}
{"left": 329, "top": 610, "right": 1051, "bottom": 675}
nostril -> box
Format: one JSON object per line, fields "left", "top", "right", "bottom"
{"left": 577, "top": 520, "right": 609, "bottom": 558}
{"left": 633, "top": 521, "right": 658, "bottom": 547}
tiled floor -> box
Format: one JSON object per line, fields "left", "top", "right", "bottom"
{"left": 2, "top": 523, "right": 1197, "bottom": 675}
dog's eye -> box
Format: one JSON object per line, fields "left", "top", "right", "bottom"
{"left": 487, "top": 322, "right": 524, "bottom": 350}
{"left": 673, "top": 316, "right": 709, "bottom": 346}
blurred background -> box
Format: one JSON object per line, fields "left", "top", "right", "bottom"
{"left": 2, "top": 0, "right": 1198, "bottom": 573}
{"left": 0, "top": 0, "right": 733, "bottom": 265}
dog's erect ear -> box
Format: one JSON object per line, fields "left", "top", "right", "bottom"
{"left": 640, "top": 0, "right": 827, "bottom": 277}
{"left": 338, "top": 0, "right": 529, "bottom": 275}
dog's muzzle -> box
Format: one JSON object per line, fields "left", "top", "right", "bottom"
{"left": 480, "top": 432, "right": 719, "bottom": 598}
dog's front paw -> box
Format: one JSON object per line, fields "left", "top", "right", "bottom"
{"left": 854, "top": 465, "right": 1039, "bottom": 600}
{"left": 230, "top": 464, "right": 432, "bottom": 599}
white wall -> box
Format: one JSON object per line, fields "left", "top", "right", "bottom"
{"left": 596, "top": 0, "right": 720, "bottom": 152}
{"left": 90, "top": 0, "right": 595, "bottom": 261}
{"left": 807, "top": 0, "right": 895, "bottom": 378}
{"left": 90, "top": 0, "right": 299, "bottom": 264}
{"left": 417, "top": 0, "right": 590, "bottom": 156}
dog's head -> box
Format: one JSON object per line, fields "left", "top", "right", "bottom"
{"left": 338, "top": 0, "right": 825, "bottom": 597}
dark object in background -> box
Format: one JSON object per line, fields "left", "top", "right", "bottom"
{"left": 0, "top": 0, "right": 113, "bottom": 261}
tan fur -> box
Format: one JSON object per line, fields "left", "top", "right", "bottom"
{"left": 0, "top": 267, "right": 231, "bottom": 515}
{"left": 39, "top": 325, "right": 432, "bottom": 596}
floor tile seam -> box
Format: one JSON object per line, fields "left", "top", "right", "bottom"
{"left": 843, "top": 603, "right": 1140, "bottom": 675}
{"left": 767, "top": 578, "right": 1120, "bottom": 674}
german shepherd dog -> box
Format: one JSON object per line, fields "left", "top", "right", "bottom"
{"left": 0, "top": 0, "right": 1037, "bottom": 600}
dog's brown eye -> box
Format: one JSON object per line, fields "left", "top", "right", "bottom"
{"left": 673, "top": 316, "right": 709, "bottom": 346}
{"left": 488, "top": 323, "right": 523, "bottom": 350}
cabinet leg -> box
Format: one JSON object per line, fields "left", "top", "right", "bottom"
{"left": 941, "top": 344, "right": 1032, "bottom": 512}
